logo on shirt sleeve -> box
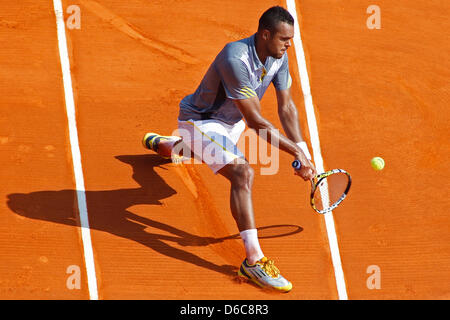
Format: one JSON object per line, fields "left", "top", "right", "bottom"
{"left": 239, "top": 86, "right": 257, "bottom": 98}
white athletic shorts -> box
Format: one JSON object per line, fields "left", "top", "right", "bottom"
{"left": 177, "top": 119, "right": 246, "bottom": 174}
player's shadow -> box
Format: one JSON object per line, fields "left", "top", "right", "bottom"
{"left": 6, "top": 154, "right": 303, "bottom": 278}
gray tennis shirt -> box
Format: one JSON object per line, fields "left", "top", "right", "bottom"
{"left": 178, "top": 33, "right": 292, "bottom": 125}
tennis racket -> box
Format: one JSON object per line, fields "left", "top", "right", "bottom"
{"left": 292, "top": 160, "right": 352, "bottom": 214}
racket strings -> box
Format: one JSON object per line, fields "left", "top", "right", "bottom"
{"left": 314, "top": 172, "right": 349, "bottom": 212}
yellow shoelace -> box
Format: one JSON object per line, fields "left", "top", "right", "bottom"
{"left": 258, "top": 257, "right": 280, "bottom": 278}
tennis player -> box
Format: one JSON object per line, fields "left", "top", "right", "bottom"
{"left": 143, "top": 6, "right": 316, "bottom": 292}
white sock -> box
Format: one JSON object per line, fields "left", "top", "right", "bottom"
{"left": 240, "top": 229, "right": 264, "bottom": 265}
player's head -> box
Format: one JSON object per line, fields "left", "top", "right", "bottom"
{"left": 257, "top": 6, "right": 294, "bottom": 59}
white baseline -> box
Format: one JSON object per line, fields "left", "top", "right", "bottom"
{"left": 285, "top": 0, "right": 348, "bottom": 300}
{"left": 53, "top": 0, "right": 99, "bottom": 300}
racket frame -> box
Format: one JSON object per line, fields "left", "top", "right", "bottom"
{"left": 310, "top": 169, "right": 351, "bottom": 214}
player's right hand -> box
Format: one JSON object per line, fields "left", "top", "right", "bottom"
{"left": 293, "top": 154, "right": 316, "bottom": 181}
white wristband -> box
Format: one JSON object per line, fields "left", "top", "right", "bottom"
{"left": 296, "top": 141, "right": 312, "bottom": 160}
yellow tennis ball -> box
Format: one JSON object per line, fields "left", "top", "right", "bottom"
{"left": 371, "top": 157, "right": 385, "bottom": 170}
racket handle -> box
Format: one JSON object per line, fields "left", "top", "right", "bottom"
{"left": 292, "top": 160, "right": 302, "bottom": 170}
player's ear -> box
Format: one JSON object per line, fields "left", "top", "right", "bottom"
{"left": 262, "top": 29, "right": 270, "bottom": 41}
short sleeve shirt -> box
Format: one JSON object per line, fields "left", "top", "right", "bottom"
{"left": 179, "top": 34, "right": 292, "bottom": 125}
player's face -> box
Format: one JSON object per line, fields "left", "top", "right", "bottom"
{"left": 267, "top": 22, "right": 294, "bottom": 59}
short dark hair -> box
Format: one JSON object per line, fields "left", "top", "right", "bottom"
{"left": 258, "top": 6, "right": 294, "bottom": 34}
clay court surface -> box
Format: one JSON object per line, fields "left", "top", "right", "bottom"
{"left": 1, "top": 0, "right": 449, "bottom": 300}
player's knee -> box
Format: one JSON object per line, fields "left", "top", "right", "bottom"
{"left": 230, "top": 164, "right": 254, "bottom": 190}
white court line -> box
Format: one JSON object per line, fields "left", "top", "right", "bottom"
{"left": 286, "top": 0, "right": 348, "bottom": 300}
{"left": 53, "top": 0, "right": 99, "bottom": 300}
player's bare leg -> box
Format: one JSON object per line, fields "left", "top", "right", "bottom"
{"left": 218, "top": 160, "right": 256, "bottom": 232}
{"left": 217, "top": 161, "right": 265, "bottom": 263}
{"left": 218, "top": 160, "right": 292, "bottom": 292}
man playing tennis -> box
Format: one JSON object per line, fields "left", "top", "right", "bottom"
{"left": 143, "top": 6, "right": 316, "bottom": 292}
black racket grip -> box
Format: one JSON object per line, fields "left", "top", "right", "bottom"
{"left": 292, "top": 160, "right": 302, "bottom": 170}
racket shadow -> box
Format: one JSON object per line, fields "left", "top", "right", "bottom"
{"left": 215, "top": 224, "right": 304, "bottom": 242}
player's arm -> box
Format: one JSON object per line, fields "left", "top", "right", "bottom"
{"left": 271, "top": 53, "right": 315, "bottom": 175}
{"left": 276, "top": 88, "right": 303, "bottom": 143}
{"left": 275, "top": 88, "right": 316, "bottom": 178}
{"left": 233, "top": 96, "right": 297, "bottom": 154}
{"left": 276, "top": 88, "right": 313, "bottom": 160}
{"left": 233, "top": 97, "right": 315, "bottom": 180}
{"left": 272, "top": 51, "right": 313, "bottom": 158}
